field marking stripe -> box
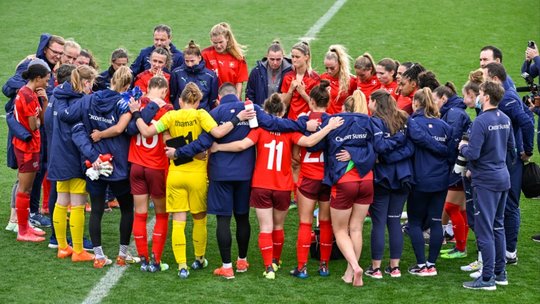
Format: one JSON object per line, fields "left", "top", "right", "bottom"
{"left": 82, "top": 215, "right": 156, "bottom": 304}
{"left": 300, "top": 0, "right": 348, "bottom": 42}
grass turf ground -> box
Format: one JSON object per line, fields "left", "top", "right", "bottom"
{"left": 0, "top": 0, "right": 539, "bottom": 303}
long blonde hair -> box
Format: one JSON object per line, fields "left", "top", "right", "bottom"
{"left": 210, "top": 22, "right": 246, "bottom": 60}
{"left": 344, "top": 90, "right": 368, "bottom": 114}
{"left": 71, "top": 65, "right": 98, "bottom": 93}
{"left": 325, "top": 44, "right": 352, "bottom": 93}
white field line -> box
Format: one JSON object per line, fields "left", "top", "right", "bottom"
{"left": 82, "top": 216, "right": 156, "bottom": 304}
{"left": 300, "top": 0, "right": 348, "bottom": 43}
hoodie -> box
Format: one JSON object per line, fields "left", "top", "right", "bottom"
{"left": 60, "top": 89, "right": 130, "bottom": 180}
{"left": 47, "top": 82, "right": 85, "bottom": 180}
{"left": 169, "top": 60, "right": 218, "bottom": 111}
{"left": 246, "top": 57, "right": 292, "bottom": 106}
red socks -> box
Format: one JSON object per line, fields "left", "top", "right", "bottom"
{"left": 296, "top": 222, "right": 312, "bottom": 269}
{"left": 15, "top": 192, "right": 30, "bottom": 235}
{"left": 42, "top": 175, "right": 50, "bottom": 212}
{"left": 272, "top": 229, "right": 284, "bottom": 262}
{"left": 461, "top": 209, "right": 469, "bottom": 245}
{"left": 444, "top": 202, "right": 466, "bottom": 251}
{"left": 319, "top": 220, "right": 333, "bottom": 263}
{"left": 258, "top": 232, "right": 273, "bottom": 267}
{"left": 152, "top": 213, "right": 169, "bottom": 263}
{"left": 133, "top": 212, "right": 148, "bottom": 259}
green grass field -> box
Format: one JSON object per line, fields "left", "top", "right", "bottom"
{"left": 0, "top": 0, "right": 539, "bottom": 303}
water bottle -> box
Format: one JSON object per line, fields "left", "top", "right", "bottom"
{"left": 244, "top": 100, "right": 258, "bottom": 128}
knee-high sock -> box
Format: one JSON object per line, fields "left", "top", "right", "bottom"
{"left": 319, "top": 220, "right": 333, "bottom": 263}
{"left": 133, "top": 212, "right": 148, "bottom": 259}
{"left": 42, "top": 176, "right": 50, "bottom": 211}
{"left": 192, "top": 217, "right": 207, "bottom": 258}
{"left": 15, "top": 192, "right": 30, "bottom": 235}
{"left": 444, "top": 202, "right": 466, "bottom": 251}
{"left": 272, "top": 229, "right": 284, "bottom": 261}
{"left": 461, "top": 209, "right": 469, "bottom": 244}
{"left": 259, "top": 232, "right": 273, "bottom": 267}
{"left": 53, "top": 204, "right": 68, "bottom": 248}
{"left": 117, "top": 193, "right": 134, "bottom": 246}
{"left": 296, "top": 222, "right": 312, "bottom": 269}
{"left": 152, "top": 213, "right": 168, "bottom": 263}
{"left": 172, "top": 220, "right": 187, "bottom": 266}
{"left": 70, "top": 205, "right": 85, "bottom": 253}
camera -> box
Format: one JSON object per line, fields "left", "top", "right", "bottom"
{"left": 520, "top": 72, "right": 539, "bottom": 107}
{"left": 454, "top": 133, "right": 469, "bottom": 175}
{"left": 528, "top": 40, "right": 536, "bottom": 49}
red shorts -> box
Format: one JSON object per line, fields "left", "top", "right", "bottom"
{"left": 250, "top": 188, "right": 290, "bottom": 211}
{"left": 298, "top": 176, "right": 330, "bottom": 202}
{"left": 330, "top": 180, "right": 374, "bottom": 210}
{"left": 448, "top": 181, "right": 464, "bottom": 191}
{"left": 130, "top": 163, "right": 166, "bottom": 198}
{"left": 14, "top": 148, "right": 39, "bottom": 173}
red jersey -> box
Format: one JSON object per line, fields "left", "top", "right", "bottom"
{"left": 128, "top": 97, "right": 173, "bottom": 170}
{"left": 381, "top": 81, "right": 399, "bottom": 100}
{"left": 396, "top": 89, "right": 416, "bottom": 115}
{"left": 133, "top": 70, "right": 171, "bottom": 103}
{"left": 13, "top": 86, "right": 41, "bottom": 153}
{"left": 248, "top": 128, "right": 303, "bottom": 191}
{"left": 202, "top": 47, "right": 248, "bottom": 86}
{"left": 355, "top": 74, "right": 381, "bottom": 100}
{"left": 299, "top": 112, "right": 326, "bottom": 180}
{"left": 320, "top": 73, "right": 355, "bottom": 115}
{"left": 281, "top": 70, "right": 320, "bottom": 120}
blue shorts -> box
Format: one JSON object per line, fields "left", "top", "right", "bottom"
{"left": 208, "top": 180, "right": 251, "bottom": 216}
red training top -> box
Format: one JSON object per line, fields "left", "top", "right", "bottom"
{"left": 128, "top": 97, "right": 173, "bottom": 170}
{"left": 396, "top": 89, "right": 416, "bottom": 115}
{"left": 299, "top": 111, "right": 326, "bottom": 180}
{"left": 13, "top": 86, "right": 41, "bottom": 152}
{"left": 354, "top": 74, "right": 381, "bottom": 101}
{"left": 320, "top": 73, "right": 355, "bottom": 115}
{"left": 202, "top": 47, "right": 248, "bottom": 87}
{"left": 281, "top": 70, "right": 320, "bottom": 120}
{"left": 133, "top": 70, "right": 171, "bottom": 103}
{"left": 248, "top": 128, "right": 303, "bottom": 191}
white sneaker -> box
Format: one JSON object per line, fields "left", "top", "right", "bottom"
{"left": 5, "top": 221, "right": 17, "bottom": 232}
{"left": 461, "top": 260, "right": 482, "bottom": 272}
{"left": 470, "top": 269, "right": 482, "bottom": 279}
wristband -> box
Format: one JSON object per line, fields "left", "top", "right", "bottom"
{"left": 230, "top": 116, "right": 240, "bottom": 127}
{"left": 132, "top": 111, "right": 141, "bottom": 120}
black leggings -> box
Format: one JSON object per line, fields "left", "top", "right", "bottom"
{"left": 216, "top": 213, "right": 251, "bottom": 264}
{"left": 88, "top": 179, "right": 133, "bottom": 247}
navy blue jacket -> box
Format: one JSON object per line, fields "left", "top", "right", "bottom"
{"left": 460, "top": 108, "right": 515, "bottom": 191}
{"left": 440, "top": 95, "right": 472, "bottom": 185}
{"left": 407, "top": 109, "right": 453, "bottom": 192}
{"left": 246, "top": 57, "right": 292, "bottom": 106}
{"left": 60, "top": 89, "right": 130, "bottom": 181}
{"left": 130, "top": 43, "right": 184, "bottom": 77}
{"left": 169, "top": 61, "right": 218, "bottom": 111}
{"left": 94, "top": 66, "right": 115, "bottom": 91}
{"left": 371, "top": 117, "right": 414, "bottom": 190}
{"left": 174, "top": 94, "right": 308, "bottom": 181}
{"left": 498, "top": 88, "right": 534, "bottom": 155}
{"left": 316, "top": 113, "right": 376, "bottom": 186}
{"left": 47, "top": 82, "right": 86, "bottom": 180}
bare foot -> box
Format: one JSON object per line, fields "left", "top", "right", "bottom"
{"left": 352, "top": 268, "right": 364, "bottom": 287}
{"left": 341, "top": 273, "right": 353, "bottom": 284}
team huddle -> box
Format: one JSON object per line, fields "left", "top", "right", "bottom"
{"left": 3, "top": 22, "right": 539, "bottom": 290}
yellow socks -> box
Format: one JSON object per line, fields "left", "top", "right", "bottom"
{"left": 172, "top": 220, "right": 187, "bottom": 266}
{"left": 192, "top": 217, "right": 207, "bottom": 258}
{"left": 53, "top": 204, "right": 68, "bottom": 249}
{"left": 70, "top": 205, "right": 85, "bottom": 253}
